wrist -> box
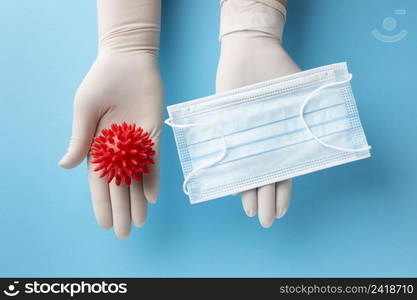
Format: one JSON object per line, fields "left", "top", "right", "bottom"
{"left": 99, "top": 24, "right": 160, "bottom": 55}
{"left": 219, "top": 0, "right": 286, "bottom": 42}
{"left": 97, "top": 0, "right": 160, "bottom": 55}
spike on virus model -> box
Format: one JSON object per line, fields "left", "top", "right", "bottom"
{"left": 90, "top": 122, "right": 155, "bottom": 186}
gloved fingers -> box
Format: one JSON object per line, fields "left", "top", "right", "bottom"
{"left": 88, "top": 158, "right": 113, "bottom": 229}
{"left": 59, "top": 98, "right": 99, "bottom": 169}
{"left": 130, "top": 180, "right": 148, "bottom": 228}
{"left": 257, "top": 183, "right": 276, "bottom": 228}
{"left": 109, "top": 181, "right": 131, "bottom": 239}
{"left": 275, "top": 179, "right": 291, "bottom": 219}
{"left": 241, "top": 189, "right": 257, "bottom": 217}
{"left": 143, "top": 132, "right": 160, "bottom": 204}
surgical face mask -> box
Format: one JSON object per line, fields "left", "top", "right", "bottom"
{"left": 165, "top": 63, "right": 371, "bottom": 204}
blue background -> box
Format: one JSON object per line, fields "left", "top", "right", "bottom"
{"left": 0, "top": 0, "right": 416, "bottom": 277}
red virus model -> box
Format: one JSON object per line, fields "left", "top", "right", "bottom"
{"left": 90, "top": 122, "right": 155, "bottom": 186}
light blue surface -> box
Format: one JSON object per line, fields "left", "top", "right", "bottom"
{"left": 0, "top": 0, "right": 416, "bottom": 277}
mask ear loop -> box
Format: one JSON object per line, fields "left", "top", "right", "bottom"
{"left": 299, "top": 74, "right": 371, "bottom": 153}
{"left": 164, "top": 119, "right": 227, "bottom": 195}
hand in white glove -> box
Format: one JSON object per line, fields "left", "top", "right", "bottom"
{"left": 59, "top": 0, "right": 162, "bottom": 239}
{"left": 216, "top": 0, "right": 300, "bottom": 227}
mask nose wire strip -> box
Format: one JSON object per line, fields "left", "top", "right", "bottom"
{"left": 299, "top": 74, "right": 371, "bottom": 153}
{"left": 164, "top": 119, "right": 227, "bottom": 195}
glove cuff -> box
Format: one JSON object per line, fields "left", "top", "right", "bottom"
{"left": 99, "top": 23, "right": 160, "bottom": 54}
{"left": 219, "top": 0, "right": 286, "bottom": 42}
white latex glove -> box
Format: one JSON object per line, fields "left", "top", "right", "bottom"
{"left": 216, "top": 0, "right": 300, "bottom": 228}
{"left": 59, "top": 0, "right": 162, "bottom": 239}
